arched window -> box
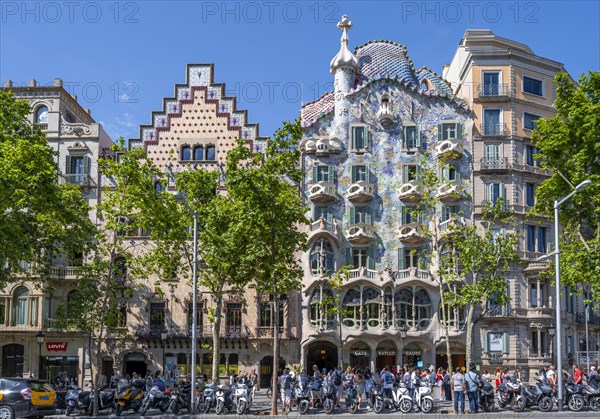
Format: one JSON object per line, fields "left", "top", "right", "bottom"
{"left": 394, "top": 288, "right": 413, "bottom": 329}
{"left": 309, "top": 288, "right": 322, "bottom": 328}
{"left": 13, "top": 287, "right": 29, "bottom": 325}
{"left": 309, "top": 239, "right": 335, "bottom": 276}
{"left": 342, "top": 288, "right": 361, "bottom": 329}
{"left": 35, "top": 106, "right": 48, "bottom": 124}
{"left": 205, "top": 145, "right": 216, "bottom": 161}
{"left": 363, "top": 287, "right": 382, "bottom": 329}
{"left": 414, "top": 288, "right": 432, "bottom": 330}
{"left": 193, "top": 145, "right": 204, "bottom": 161}
{"left": 64, "top": 112, "right": 76, "bottom": 123}
{"left": 181, "top": 145, "right": 191, "bottom": 161}
{"left": 439, "top": 303, "right": 465, "bottom": 330}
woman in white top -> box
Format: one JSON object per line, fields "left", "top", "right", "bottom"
{"left": 547, "top": 365, "right": 557, "bottom": 389}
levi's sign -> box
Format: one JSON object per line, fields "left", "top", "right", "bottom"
{"left": 46, "top": 342, "right": 68, "bottom": 351}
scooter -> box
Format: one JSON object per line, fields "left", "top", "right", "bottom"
{"left": 321, "top": 379, "right": 337, "bottom": 414}
{"left": 410, "top": 382, "right": 433, "bottom": 413}
{"left": 479, "top": 380, "right": 496, "bottom": 412}
{"left": 295, "top": 379, "right": 311, "bottom": 415}
{"left": 233, "top": 380, "right": 253, "bottom": 415}
{"left": 344, "top": 382, "right": 359, "bottom": 414}
{"left": 169, "top": 381, "right": 192, "bottom": 414}
{"left": 89, "top": 385, "right": 116, "bottom": 414}
{"left": 65, "top": 384, "right": 92, "bottom": 416}
{"left": 201, "top": 383, "right": 216, "bottom": 413}
{"left": 215, "top": 384, "right": 235, "bottom": 414}
{"left": 394, "top": 381, "right": 414, "bottom": 413}
{"left": 115, "top": 378, "right": 145, "bottom": 416}
{"left": 564, "top": 378, "right": 585, "bottom": 411}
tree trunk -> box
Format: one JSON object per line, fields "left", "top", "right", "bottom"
{"left": 212, "top": 297, "right": 223, "bottom": 383}
{"left": 271, "top": 296, "right": 280, "bottom": 416}
{"left": 439, "top": 283, "right": 453, "bottom": 400}
{"left": 465, "top": 304, "right": 475, "bottom": 369}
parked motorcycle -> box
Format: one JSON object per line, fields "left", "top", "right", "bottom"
{"left": 371, "top": 383, "right": 398, "bottom": 413}
{"left": 413, "top": 382, "right": 434, "bottom": 413}
{"left": 140, "top": 385, "right": 170, "bottom": 416}
{"left": 89, "top": 385, "right": 116, "bottom": 414}
{"left": 232, "top": 380, "right": 253, "bottom": 414}
{"left": 201, "top": 384, "right": 216, "bottom": 413}
{"left": 115, "top": 378, "right": 145, "bottom": 416}
{"left": 564, "top": 378, "right": 585, "bottom": 411}
{"left": 479, "top": 380, "right": 496, "bottom": 412}
{"left": 344, "top": 382, "right": 359, "bottom": 414}
{"left": 169, "top": 381, "right": 192, "bottom": 414}
{"left": 321, "top": 379, "right": 337, "bottom": 414}
{"left": 295, "top": 379, "right": 311, "bottom": 415}
{"left": 581, "top": 375, "right": 600, "bottom": 411}
{"left": 497, "top": 380, "right": 522, "bottom": 409}
{"left": 65, "top": 384, "right": 91, "bottom": 416}
{"left": 215, "top": 384, "right": 235, "bottom": 414}
{"left": 394, "top": 381, "right": 414, "bottom": 413}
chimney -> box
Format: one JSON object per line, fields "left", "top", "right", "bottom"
{"left": 54, "top": 78, "right": 63, "bottom": 87}
{"left": 4, "top": 80, "right": 13, "bottom": 88}
{"left": 29, "top": 79, "right": 37, "bottom": 87}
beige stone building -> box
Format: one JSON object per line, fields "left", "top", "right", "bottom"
{"left": 107, "top": 64, "right": 298, "bottom": 388}
{"left": 443, "top": 29, "right": 600, "bottom": 376}
{"left": 0, "top": 78, "right": 114, "bottom": 384}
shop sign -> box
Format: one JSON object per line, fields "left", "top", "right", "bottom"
{"left": 46, "top": 342, "right": 68, "bottom": 351}
{"left": 404, "top": 350, "right": 421, "bottom": 356}
{"left": 351, "top": 350, "right": 369, "bottom": 357}
{"left": 377, "top": 351, "right": 395, "bottom": 356}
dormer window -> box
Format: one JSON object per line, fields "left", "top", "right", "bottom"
{"left": 35, "top": 105, "right": 48, "bottom": 124}
{"left": 378, "top": 95, "right": 393, "bottom": 126}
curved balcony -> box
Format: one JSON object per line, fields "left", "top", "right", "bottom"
{"left": 299, "top": 137, "right": 317, "bottom": 153}
{"left": 316, "top": 137, "right": 342, "bottom": 156}
{"left": 309, "top": 217, "right": 341, "bottom": 242}
{"left": 397, "top": 267, "right": 430, "bottom": 282}
{"left": 398, "top": 180, "right": 422, "bottom": 203}
{"left": 348, "top": 181, "right": 375, "bottom": 203}
{"left": 346, "top": 223, "right": 375, "bottom": 244}
{"left": 300, "top": 136, "right": 342, "bottom": 156}
{"left": 308, "top": 182, "right": 336, "bottom": 204}
{"left": 437, "top": 180, "right": 465, "bottom": 203}
{"left": 435, "top": 138, "right": 464, "bottom": 160}
{"left": 398, "top": 223, "right": 425, "bottom": 244}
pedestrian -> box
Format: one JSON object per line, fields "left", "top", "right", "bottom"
{"left": 249, "top": 369, "right": 258, "bottom": 392}
{"left": 381, "top": 366, "right": 395, "bottom": 400}
{"left": 332, "top": 366, "right": 344, "bottom": 407}
{"left": 450, "top": 367, "right": 466, "bottom": 415}
{"left": 145, "top": 370, "right": 154, "bottom": 392}
{"left": 573, "top": 364, "right": 583, "bottom": 385}
{"left": 443, "top": 368, "right": 451, "bottom": 401}
{"left": 354, "top": 369, "right": 365, "bottom": 410}
{"left": 464, "top": 363, "right": 480, "bottom": 413}
{"left": 364, "top": 369, "right": 372, "bottom": 409}
{"left": 482, "top": 369, "right": 491, "bottom": 382}
{"left": 547, "top": 365, "right": 557, "bottom": 390}
{"left": 494, "top": 367, "right": 502, "bottom": 388}
{"left": 590, "top": 366, "right": 598, "bottom": 378}
{"left": 279, "top": 367, "right": 293, "bottom": 413}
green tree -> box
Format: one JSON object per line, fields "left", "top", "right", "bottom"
{"left": 224, "top": 120, "right": 307, "bottom": 415}
{"left": 0, "top": 90, "right": 95, "bottom": 286}
{"left": 56, "top": 142, "right": 184, "bottom": 415}
{"left": 532, "top": 71, "right": 600, "bottom": 300}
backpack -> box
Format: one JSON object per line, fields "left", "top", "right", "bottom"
{"left": 283, "top": 374, "right": 291, "bottom": 390}
{"left": 333, "top": 372, "right": 342, "bottom": 386}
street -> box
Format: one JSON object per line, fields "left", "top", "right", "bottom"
{"left": 47, "top": 391, "right": 600, "bottom": 418}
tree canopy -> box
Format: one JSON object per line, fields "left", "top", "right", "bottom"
{"left": 532, "top": 71, "right": 600, "bottom": 300}
{"left": 0, "top": 91, "right": 95, "bottom": 287}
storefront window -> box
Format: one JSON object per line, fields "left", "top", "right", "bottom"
{"left": 41, "top": 356, "right": 79, "bottom": 383}
{"left": 403, "top": 345, "right": 422, "bottom": 368}
{"left": 350, "top": 345, "right": 370, "bottom": 370}
{"left": 376, "top": 341, "right": 396, "bottom": 370}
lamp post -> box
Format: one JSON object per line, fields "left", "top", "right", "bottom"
{"left": 548, "top": 325, "right": 556, "bottom": 364}
{"left": 540, "top": 179, "right": 591, "bottom": 411}
{"left": 36, "top": 331, "right": 45, "bottom": 380}
{"left": 174, "top": 192, "right": 199, "bottom": 412}
{"left": 161, "top": 330, "right": 168, "bottom": 375}
{"left": 585, "top": 305, "right": 590, "bottom": 373}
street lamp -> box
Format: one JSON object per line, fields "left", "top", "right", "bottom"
{"left": 36, "top": 331, "right": 45, "bottom": 380}
{"left": 161, "top": 330, "right": 168, "bottom": 374}
{"left": 538, "top": 179, "right": 591, "bottom": 411}
{"left": 174, "top": 192, "right": 199, "bottom": 412}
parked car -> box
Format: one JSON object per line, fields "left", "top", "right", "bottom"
{"left": 0, "top": 378, "right": 56, "bottom": 419}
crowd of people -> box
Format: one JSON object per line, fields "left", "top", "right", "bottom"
{"left": 273, "top": 362, "right": 600, "bottom": 414}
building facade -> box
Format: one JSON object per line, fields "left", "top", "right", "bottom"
{"left": 100, "top": 64, "right": 298, "bottom": 388}
{"left": 0, "top": 78, "right": 114, "bottom": 384}
{"left": 299, "top": 16, "right": 475, "bottom": 372}
{"left": 443, "top": 30, "right": 600, "bottom": 377}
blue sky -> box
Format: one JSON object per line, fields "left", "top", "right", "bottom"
{"left": 2, "top": 1, "right": 599, "bottom": 139}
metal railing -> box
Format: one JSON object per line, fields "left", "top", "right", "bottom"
{"left": 480, "top": 123, "right": 509, "bottom": 136}
{"left": 61, "top": 174, "right": 94, "bottom": 187}
{"left": 477, "top": 84, "right": 510, "bottom": 98}
{"left": 484, "top": 305, "right": 514, "bottom": 317}
{"left": 480, "top": 157, "right": 511, "bottom": 170}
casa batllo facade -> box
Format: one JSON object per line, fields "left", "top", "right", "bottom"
{"left": 299, "top": 16, "right": 474, "bottom": 372}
